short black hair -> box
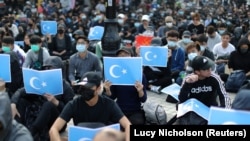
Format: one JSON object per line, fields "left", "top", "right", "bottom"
{"left": 30, "top": 35, "right": 42, "bottom": 44}
{"left": 221, "top": 31, "right": 231, "bottom": 37}
{"left": 167, "top": 30, "right": 179, "bottom": 38}
{"left": 2, "top": 36, "right": 14, "bottom": 44}
{"left": 76, "top": 35, "right": 89, "bottom": 43}
{"left": 196, "top": 34, "right": 208, "bottom": 43}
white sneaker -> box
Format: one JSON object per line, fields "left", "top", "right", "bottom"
{"left": 150, "top": 85, "right": 161, "bottom": 94}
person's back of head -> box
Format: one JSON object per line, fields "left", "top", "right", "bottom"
{"left": 150, "top": 37, "right": 162, "bottom": 46}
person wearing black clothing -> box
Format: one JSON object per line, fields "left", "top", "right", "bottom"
{"left": 11, "top": 56, "right": 74, "bottom": 140}
{"left": 187, "top": 13, "right": 205, "bottom": 40}
{"left": 47, "top": 24, "right": 72, "bottom": 60}
{"left": 196, "top": 34, "right": 215, "bottom": 61}
{"left": 228, "top": 37, "right": 250, "bottom": 79}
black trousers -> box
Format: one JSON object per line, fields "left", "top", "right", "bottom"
{"left": 15, "top": 99, "right": 65, "bottom": 136}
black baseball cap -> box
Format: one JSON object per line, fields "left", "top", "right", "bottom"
{"left": 116, "top": 47, "right": 133, "bottom": 56}
{"left": 191, "top": 56, "right": 214, "bottom": 71}
{"left": 77, "top": 72, "right": 102, "bottom": 88}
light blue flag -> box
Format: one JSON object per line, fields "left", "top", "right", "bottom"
{"left": 208, "top": 106, "right": 250, "bottom": 125}
{"left": 103, "top": 57, "right": 142, "bottom": 85}
{"left": 140, "top": 46, "right": 168, "bottom": 67}
{"left": 88, "top": 26, "right": 104, "bottom": 41}
{"left": 68, "top": 123, "right": 120, "bottom": 141}
{"left": 161, "top": 83, "right": 180, "bottom": 102}
{"left": 15, "top": 41, "right": 24, "bottom": 48}
{"left": 22, "top": 68, "right": 63, "bottom": 95}
{"left": 177, "top": 98, "right": 210, "bottom": 120}
{"left": 0, "top": 54, "right": 11, "bottom": 82}
{"left": 41, "top": 21, "right": 57, "bottom": 35}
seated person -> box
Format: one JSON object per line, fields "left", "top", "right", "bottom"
{"left": 143, "top": 37, "right": 173, "bottom": 93}
{"left": 49, "top": 71, "right": 131, "bottom": 141}
{"left": 104, "top": 47, "right": 147, "bottom": 125}
{"left": 11, "top": 56, "right": 74, "bottom": 140}
{"left": 0, "top": 92, "right": 33, "bottom": 141}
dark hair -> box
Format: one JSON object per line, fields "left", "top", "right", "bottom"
{"left": 221, "top": 31, "right": 231, "bottom": 37}
{"left": 76, "top": 35, "right": 89, "bottom": 43}
{"left": 207, "top": 26, "right": 215, "bottom": 35}
{"left": 192, "top": 13, "right": 200, "bottom": 20}
{"left": 29, "top": 35, "right": 42, "bottom": 44}
{"left": 197, "top": 34, "right": 208, "bottom": 43}
{"left": 2, "top": 36, "right": 14, "bottom": 44}
{"left": 167, "top": 30, "right": 179, "bottom": 38}
{"left": 186, "top": 42, "right": 200, "bottom": 53}
{"left": 217, "top": 22, "right": 227, "bottom": 28}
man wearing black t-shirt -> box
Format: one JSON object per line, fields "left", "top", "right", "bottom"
{"left": 49, "top": 72, "right": 131, "bottom": 141}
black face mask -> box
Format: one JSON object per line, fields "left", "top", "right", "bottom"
{"left": 81, "top": 88, "right": 95, "bottom": 101}
{"left": 58, "top": 29, "right": 64, "bottom": 34}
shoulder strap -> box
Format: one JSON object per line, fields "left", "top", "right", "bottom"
{"left": 38, "top": 48, "right": 43, "bottom": 66}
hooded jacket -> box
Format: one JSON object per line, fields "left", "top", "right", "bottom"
{"left": 0, "top": 93, "right": 33, "bottom": 141}
{"left": 232, "top": 89, "right": 250, "bottom": 111}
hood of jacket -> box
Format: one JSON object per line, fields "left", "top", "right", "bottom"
{"left": 232, "top": 89, "right": 250, "bottom": 111}
{"left": 0, "top": 92, "right": 12, "bottom": 139}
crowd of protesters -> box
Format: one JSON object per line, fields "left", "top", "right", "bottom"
{"left": 1, "top": 0, "right": 250, "bottom": 140}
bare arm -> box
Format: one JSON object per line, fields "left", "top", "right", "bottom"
{"left": 119, "top": 116, "right": 131, "bottom": 141}
{"left": 49, "top": 117, "right": 67, "bottom": 141}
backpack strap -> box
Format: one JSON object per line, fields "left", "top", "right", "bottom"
{"left": 38, "top": 47, "right": 43, "bottom": 66}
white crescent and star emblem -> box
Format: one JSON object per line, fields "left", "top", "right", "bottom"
{"left": 29, "top": 77, "right": 41, "bottom": 90}
{"left": 29, "top": 77, "right": 47, "bottom": 90}
{"left": 109, "top": 65, "right": 127, "bottom": 78}
{"left": 78, "top": 138, "right": 92, "bottom": 141}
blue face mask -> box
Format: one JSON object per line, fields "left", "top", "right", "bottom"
{"left": 31, "top": 44, "right": 40, "bottom": 52}
{"left": 168, "top": 41, "right": 177, "bottom": 48}
{"left": 218, "top": 30, "right": 225, "bottom": 34}
{"left": 76, "top": 44, "right": 86, "bottom": 52}
{"left": 200, "top": 45, "right": 205, "bottom": 52}
{"left": 183, "top": 38, "right": 191, "bottom": 44}
{"left": 188, "top": 52, "right": 198, "bottom": 61}
{"left": 134, "top": 22, "right": 140, "bottom": 28}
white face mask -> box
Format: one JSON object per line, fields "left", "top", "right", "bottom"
{"left": 118, "top": 19, "right": 124, "bottom": 25}
{"left": 188, "top": 52, "right": 198, "bottom": 61}
{"left": 166, "top": 22, "right": 173, "bottom": 27}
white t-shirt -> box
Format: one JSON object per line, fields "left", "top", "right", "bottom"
{"left": 212, "top": 42, "right": 235, "bottom": 58}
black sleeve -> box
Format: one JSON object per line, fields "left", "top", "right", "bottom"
{"left": 11, "top": 88, "right": 26, "bottom": 104}
{"left": 59, "top": 101, "right": 74, "bottom": 122}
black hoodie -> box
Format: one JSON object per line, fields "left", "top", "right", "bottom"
{"left": 0, "top": 93, "right": 33, "bottom": 141}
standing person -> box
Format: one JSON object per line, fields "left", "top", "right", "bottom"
{"left": 22, "top": 35, "right": 50, "bottom": 70}
{"left": 47, "top": 23, "right": 72, "bottom": 60}
{"left": 49, "top": 71, "right": 131, "bottom": 141}
{"left": 68, "top": 36, "right": 102, "bottom": 87}
{"left": 104, "top": 47, "right": 147, "bottom": 125}
{"left": 0, "top": 92, "right": 33, "bottom": 141}
{"left": 11, "top": 56, "right": 74, "bottom": 140}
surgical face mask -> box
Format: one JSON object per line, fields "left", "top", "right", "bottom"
{"left": 82, "top": 15, "right": 86, "bottom": 20}
{"left": 168, "top": 41, "right": 177, "bottom": 48}
{"left": 31, "top": 44, "right": 40, "bottom": 52}
{"left": 95, "top": 15, "right": 102, "bottom": 21}
{"left": 166, "top": 22, "right": 173, "bottom": 27}
{"left": 118, "top": 19, "right": 124, "bottom": 25}
{"left": 34, "top": 29, "right": 39, "bottom": 33}
{"left": 81, "top": 88, "right": 95, "bottom": 101}
{"left": 218, "top": 30, "right": 225, "bottom": 34}
{"left": 2, "top": 46, "right": 11, "bottom": 52}
{"left": 183, "top": 38, "right": 191, "bottom": 44}
{"left": 188, "top": 52, "right": 198, "bottom": 61}
{"left": 179, "top": 11, "right": 184, "bottom": 15}
{"left": 200, "top": 45, "right": 205, "bottom": 52}
{"left": 134, "top": 22, "right": 140, "bottom": 28}
{"left": 240, "top": 48, "right": 248, "bottom": 54}
{"left": 76, "top": 44, "right": 86, "bottom": 52}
